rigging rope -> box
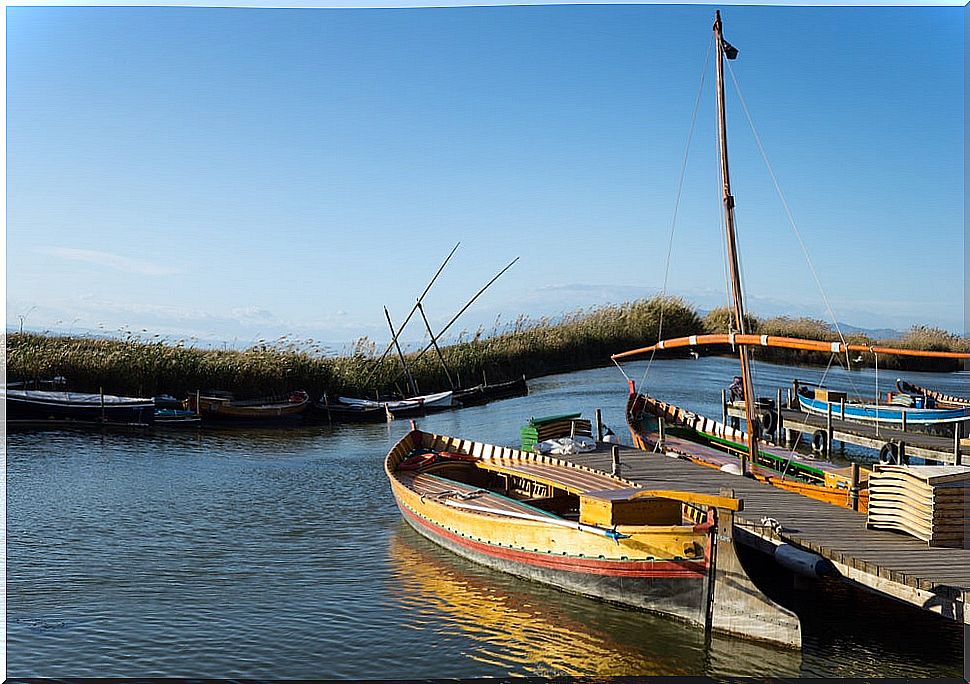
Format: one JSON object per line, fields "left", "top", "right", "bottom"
{"left": 723, "top": 58, "right": 851, "bottom": 369}
{"left": 636, "top": 35, "right": 714, "bottom": 390}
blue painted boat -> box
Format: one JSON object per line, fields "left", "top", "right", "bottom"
{"left": 794, "top": 381, "right": 970, "bottom": 426}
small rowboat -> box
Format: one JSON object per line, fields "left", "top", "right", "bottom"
{"left": 337, "top": 390, "right": 454, "bottom": 417}
{"left": 794, "top": 380, "right": 970, "bottom": 426}
{"left": 187, "top": 390, "right": 310, "bottom": 425}
{"left": 895, "top": 379, "right": 970, "bottom": 409}
{"left": 385, "top": 427, "right": 743, "bottom": 632}
{"left": 3, "top": 389, "right": 156, "bottom": 425}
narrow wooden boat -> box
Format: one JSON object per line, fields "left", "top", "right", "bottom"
{"left": 385, "top": 427, "right": 743, "bottom": 631}
{"left": 452, "top": 376, "right": 529, "bottom": 407}
{"left": 625, "top": 386, "right": 869, "bottom": 512}
{"left": 3, "top": 389, "right": 156, "bottom": 424}
{"left": 895, "top": 379, "right": 970, "bottom": 409}
{"left": 153, "top": 408, "right": 202, "bottom": 428}
{"left": 187, "top": 390, "right": 310, "bottom": 425}
{"left": 794, "top": 380, "right": 970, "bottom": 426}
{"left": 482, "top": 375, "right": 529, "bottom": 401}
{"left": 338, "top": 390, "right": 454, "bottom": 415}
{"left": 313, "top": 396, "right": 389, "bottom": 423}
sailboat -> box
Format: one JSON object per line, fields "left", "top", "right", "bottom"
{"left": 611, "top": 14, "right": 970, "bottom": 510}
{"left": 384, "top": 13, "right": 809, "bottom": 649}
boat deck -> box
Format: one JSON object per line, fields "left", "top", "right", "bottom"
{"left": 557, "top": 443, "right": 970, "bottom": 625}
{"left": 727, "top": 402, "right": 967, "bottom": 465}
{"left": 399, "top": 471, "right": 561, "bottom": 519}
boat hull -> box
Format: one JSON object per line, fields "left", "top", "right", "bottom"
{"left": 397, "top": 501, "right": 709, "bottom": 625}
{"left": 385, "top": 429, "right": 716, "bottom": 629}
{"left": 796, "top": 391, "right": 970, "bottom": 425}
{"left": 626, "top": 390, "right": 870, "bottom": 512}
{"left": 4, "top": 390, "right": 155, "bottom": 424}
{"left": 188, "top": 391, "right": 310, "bottom": 425}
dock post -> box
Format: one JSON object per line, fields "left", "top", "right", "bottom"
{"left": 950, "top": 423, "right": 959, "bottom": 464}
{"left": 840, "top": 397, "right": 845, "bottom": 420}
{"left": 901, "top": 410, "right": 907, "bottom": 433}
{"left": 849, "top": 463, "right": 860, "bottom": 511}
{"left": 899, "top": 441, "right": 907, "bottom": 465}
{"left": 776, "top": 388, "right": 783, "bottom": 444}
{"left": 826, "top": 404, "right": 833, "bottom": 456}
{"left": 787, "top": 387, "right": 793, "bottom": 409}
{"left": 595, "top": 408, "right": 604, "bottom": 442}
{"left": 721, "top": 389, "right": 728, "bottom": 426}
{"left": 611, "top": 445, "right": 620, "bottom": 476}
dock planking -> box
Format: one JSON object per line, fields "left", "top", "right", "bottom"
{"left": 558, "top": 444, "right": 969, "bottom": 624}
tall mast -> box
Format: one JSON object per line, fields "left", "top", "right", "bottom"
{"left": 714, "top": 10, "right": 756, "bottom": 474}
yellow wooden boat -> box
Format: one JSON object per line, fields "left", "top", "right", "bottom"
{"left": 385, "top": 428, "right": 743, "bottom": 631}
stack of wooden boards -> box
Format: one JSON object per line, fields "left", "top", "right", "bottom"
{"left": 520, "top": 412, "right": 593, "bottom": 452}
{"left": 866, "top": 465, "right": 969, "bottom": 548}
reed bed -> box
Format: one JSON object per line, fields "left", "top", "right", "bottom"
{"left": 7, "top": 297, "right": 968, "bottom": 398}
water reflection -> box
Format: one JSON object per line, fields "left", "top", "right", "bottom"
{"left": 386, "top": 524, "right": 802, "bottom": 678}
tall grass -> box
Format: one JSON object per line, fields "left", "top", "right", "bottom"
{"left": 7, "top": 297, "right": 967, "bottom": 397}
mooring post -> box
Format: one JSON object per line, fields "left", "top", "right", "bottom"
{"left": 952, "top": 423, "right": 961, "bottom": 464}
{"left": 849, "top": 463, "right": 860, "bottom": 511}
{"left": 787, "top": 387, "right": 793, "bottom": 409}
{"left": 611, "top": 445, "right": 621, "bottom": 476}
{"left": 775, "top": 387, "right": 783, "bottom": 443}
{"left": 840, "top": 397, "right": 845, "bottom": 421}
{"left": 721, "top": 389, "right": 728, "bottom": 425}
{"left": 901, "top": 410, "right": 907, "bottom": 433}
{"left": 595, "top": 408, "right": 604, "bottom": 442}
{"left": 826, "top": 404, "right": 833, "bottom": 455}
{"left": 899, "top": 441, "right": 907, "bottom": 465}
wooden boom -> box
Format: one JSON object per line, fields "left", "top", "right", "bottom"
{"left": 612, "top": 333, "right": 970, "bottom": 361}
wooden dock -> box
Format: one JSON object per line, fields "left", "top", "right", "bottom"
{"left": 559, "top": 444, "right": 969, "bottom": 626}
{"left": 725, "top": 400, "right": 968, "bottom": 465}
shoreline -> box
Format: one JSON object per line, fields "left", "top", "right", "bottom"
{"left": 7, "top": 297, "right": 968, "bottom": 399}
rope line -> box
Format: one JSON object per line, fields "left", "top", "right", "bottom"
{"left": 637, "top": 35, "right": 714, "bottom": 390}
{"left": 724, "top": 58, "right": 850, "bottom": 361}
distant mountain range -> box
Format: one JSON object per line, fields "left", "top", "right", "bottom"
{"left": 834, "top": 322, "right": 903, "bottom": 340}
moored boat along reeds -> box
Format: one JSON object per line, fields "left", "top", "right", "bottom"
{"left": 7, "top": 297, "right": 969, "bottom": 402}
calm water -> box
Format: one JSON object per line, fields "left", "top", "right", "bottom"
{"left": 7, "top": 358, "right": 967, "bottom": 678}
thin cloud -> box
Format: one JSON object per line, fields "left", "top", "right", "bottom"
{"left": 42, "top": 247, "right": 181, "bottom": 276}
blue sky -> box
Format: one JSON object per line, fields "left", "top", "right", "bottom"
{"left": 6, "top": 3, "right": 965, "bottom": 349}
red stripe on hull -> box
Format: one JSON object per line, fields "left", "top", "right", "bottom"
{"left": 400, "top": 504, "right": 708, "bottom": 579}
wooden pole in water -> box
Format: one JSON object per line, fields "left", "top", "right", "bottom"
{"left": 595, "top": 408, "right": 603, "bottom": 442}
{"left": 362, "top": 242, "right": 460, "bottom": 389}
{"left": 826, "top": 403, "right": 833, "bottom": 456}
{"left": 849, "top": 463, "right": 860, "bottom": 511}
{"left": 416, "top": 301, "right": 455, "bottom": 390}
{"left": 611, "top": 445, "right": 620, "bottom": 476}
{"left": 713, "top": 10, "right": 754, "bottom": 476}
{"left": 721, "top": 389, "right": 728, "bottom": 426}
{"left": 384, "top": 306, "right": 418, "bottom": 397}
{"left": 776, "top": 387, "right": 783, "bottom": 443}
